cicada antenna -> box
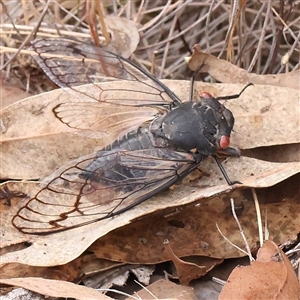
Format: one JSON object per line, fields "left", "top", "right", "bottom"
{"left": 216, "top": 83, "right": 253, "bottom": 101}
{"left": 189, "top": 63, "right": 205, "bottom": 102}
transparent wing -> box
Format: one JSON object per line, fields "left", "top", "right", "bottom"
{"left": 53, "top": 102, "right": 159, "bottom": 139}
{"left": 30, "top": 37, "right": 181, "bottom": 132}
{"left": 12, "top": 148, "right": 197, "bottom": 234}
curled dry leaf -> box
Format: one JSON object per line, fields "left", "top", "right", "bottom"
{"left": 242, "top": 143, "right": 300, "bottom": 163}
{"left": 162, "top": 240, "right": 222, "bottom": 285}
{"left": 1, "top": 81, "right": 299, "bottom": 179}
{"left": 1, "top": 167, "right": 298, "bottom": 267}
{"left": 0, "top": 256, "right": 85, "bottom": 282}
{"left": 188, "top": 45, "right": 300, "bottom": 90}
{"left": 0, "top": 277, "right": 112, "bottom": 300}
{"left": 219, "top": 240, "right": 300, "bottom": 300}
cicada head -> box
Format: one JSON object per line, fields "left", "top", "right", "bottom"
{"left": 198, "top": 92, "right": 234, "bottom": 151}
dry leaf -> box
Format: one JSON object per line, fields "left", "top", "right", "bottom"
{"left": 162, "top": 240, "right": 222, "bottom": 285}
{"left": 169, "top": 256, "right": 224, "bottom": 280}
{"left": 188, "top": 45, "right": 300, "bottom": 90}
{"left": 0, "top": 277, "right": 112, "bottom": 300}
{"left": 0, "top": 256, "right": 83, "bottom": 282}
{"left": 81, "top": 256, "right": 124, "bottom": 276}
{"left": 125, "top": 278, "right": 197, "bottom": 300}
{"left": 0, "top": 160, "right": 299, "bottom": 267}
{"left": 242, "top": 143, "right": 300, "bottom": 163}
{"left": 219, "top": 241, "right": 300, "bottom": 300}
{"left": 89, "top": 174, "right": 299, "bottom": 263}
{"left": 83, "top": 267, "right": 130, "bottom": 291}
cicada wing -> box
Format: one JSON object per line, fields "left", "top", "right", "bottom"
{"left": 30, "top": 37, "right": 181, "bottom": 105}
{"left": 12, "top": 148, "right": 197, "bottom": 234}
{"left": 30, "top": 37, "right": 179, "bottom": 134}
{"left": 53, "top": 102, "right": 158, "bottom": 137}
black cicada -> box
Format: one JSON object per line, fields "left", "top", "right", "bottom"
{"left": 12, "top": 38, "right": 251, "bottom": 234}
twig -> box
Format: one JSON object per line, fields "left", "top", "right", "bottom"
{"left": 251, "top": 188, "right": 263, "bottom": 247}
{"left": 230, "top": 198, "right": 254, "bottom": 261}
{"left": 0, "top": 0, "right": 50, "bottom": 71}
{"left": 216, "top": 222, "right": 249, "bottom": 258}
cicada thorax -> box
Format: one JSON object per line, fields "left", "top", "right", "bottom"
{"left": 153, "top": 92, "right": 235, "bottom": 157}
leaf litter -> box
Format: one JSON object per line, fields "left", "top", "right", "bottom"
{"left": 0, "top": 0, "right": 299, "bottom": 299}
{"left": 1, "top": 81, "right": 299, "bottom": 299}
{"left": 1, "top": 169, "right": 299, "bottom": 265}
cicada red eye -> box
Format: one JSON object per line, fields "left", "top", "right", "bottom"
{"left": 219, "top": 135, "right": 230, "bottom": 149}
{"left": 200, "top": 92, "right": 213, "bottom": 98}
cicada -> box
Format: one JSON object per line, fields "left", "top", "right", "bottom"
{"left": 12, "top": 38, "right": 251, "bottom": 234}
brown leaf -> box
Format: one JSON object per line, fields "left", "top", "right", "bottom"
{"left": 0, "top": 82, "right": 157, "bottom": 179}
{"left": 0, "top": 256, "right": 83, "bottom": 282}
{"left": 0, "top": 163, "right": 299, "bottom": 267}
{"left": 257, "top": 241, "right": 300, "bottom": 299}
{"left": 89, "top": 174, "right": 299, "bottom": 263}
{"left": 125, "top": 278, "right": 197, "bottom": 300}
{"left": 242, "top": 143, "right": 300, "bottom": 163}
{"left": 162, "top": 240, "right": 222, "bottom": 285}
{"left": 219, "top": 241, "right": 300, "bottom": 300}
{"left": 0, "top": 277, "right": 112, "bottom": 300}
{"left": 188, "top": 45, "right": 300, "bottom": 90}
